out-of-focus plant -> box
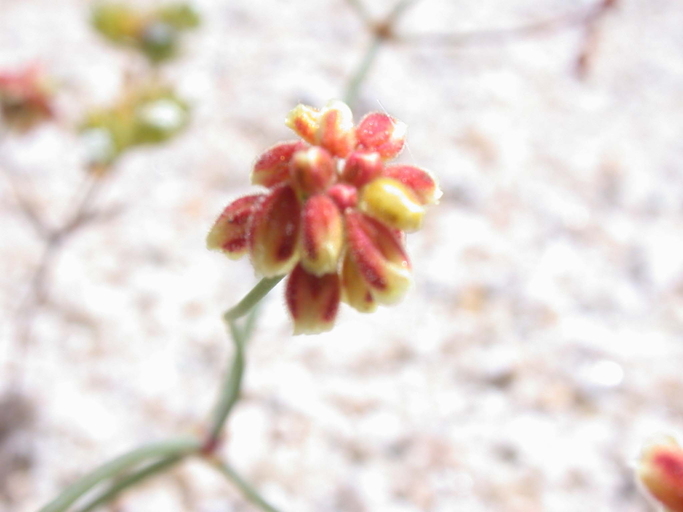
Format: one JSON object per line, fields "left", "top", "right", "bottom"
{"left": 2, "top": 4, "right": 199, "bottom": 358}
{"left": 91, "top": 2, "right": 200, "bottom": 63}
{"left": 81, "top": 83, "right": 189, "bottom": 170}
{"left": 0, "top": 65, "right": 54, "bottom": 133}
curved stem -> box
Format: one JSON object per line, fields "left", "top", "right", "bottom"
{"left": 222, "top": 276, "right": 284, "bottom": 324}
{"left": 396, "top": 2, "right": 609, "bottom": 46}
{"left": 211, "top": 459, "right": 282, "bottom": 512}
{"left": 74, "top": 455, "right": 184, "bottom": 512}
{"left": 62, "top": 173, "right": 107, "bottom": 235}
{"left": 205, "top": 276, "right": 284, "bottom": 449}
{"left": 38, "top": 438, "right": 200, "bottom": 512}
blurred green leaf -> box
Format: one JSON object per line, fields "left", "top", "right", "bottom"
{"left": 156, "top": 4, "right": 201, "bottom": 30}
{"left": 91, "top": 3, "right": 142, "bottom": 45}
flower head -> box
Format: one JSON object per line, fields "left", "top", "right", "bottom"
{"left": 0, "top": 65, "right": 54, "bottom": 133}
{"left": 208, "top": 100, "right": 441, "bottom": 334}
{"left": 638, "top": 436, "right": 683, "bottom": 511}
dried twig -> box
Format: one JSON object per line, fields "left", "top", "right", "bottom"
{"left": 395, "top": 0, "right": 616, "bottom": 48}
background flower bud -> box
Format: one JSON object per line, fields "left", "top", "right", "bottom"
{"left": 638, "top": 436, "right": 683, "bottom": 512}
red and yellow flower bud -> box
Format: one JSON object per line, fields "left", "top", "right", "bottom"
{"left": 341, "top": 252, "right": 377, "bottom": 313}
{"left": 638, "top": 436, "right": 683, "bottom": 511}
{"left": 286, "top": 264, "right": 341, "bottom": 335}
{"left": 345, "top": 212, "right": 412, "bottom": 305}
{"left": 300, "top": 195, "right": 344, "bottom": 276}
{"left": 289, "top": 147, "right": 336, "bottom": 197}
{"left": 251, "top": 140, "right": 307, "bottom": 188}
{"left": 207, "top": 194, "right": 263, "bottom": 258}
{"left": 381, "top": 165, "right": 442, "bottom": 205}
{"left": 0, "top": 65, "right": 54, "bottom": 133}
{"left": 356, "top": 112, "right": 406, "bottom": 160}
{"left": 317, "top": 100, "right": 356, "bottom": 158}
{"left": 341, "top": 151, "right": 383, "bottom": 188}
{"left": 248, "top": 185, "right": 301, "bottom": 276}
{"left": 285, "top": 104, "right": 320, "bottom": 144}
{"left": 359, "top": 177, "right": 425, "bottom": 233}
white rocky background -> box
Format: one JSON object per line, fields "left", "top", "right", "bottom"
{"left": 2, "top": 0, "right": 683, "bottom": 510}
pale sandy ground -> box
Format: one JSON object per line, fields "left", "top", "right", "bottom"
{"left": 2, "top": 0, "right": 683, "bottom": 510}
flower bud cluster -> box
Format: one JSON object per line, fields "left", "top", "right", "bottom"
{"left": 208, "top": 100, "right": 441, "bottom": 334}
{"left": 80, "top": 83, "right": 190, "bottom": 169}
{"left": 91, "top": 2, "right": 200, "bottom": 63}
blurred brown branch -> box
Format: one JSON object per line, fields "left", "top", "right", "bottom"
{"left": 396, "top": 0, "right": 617, "bottom": 48}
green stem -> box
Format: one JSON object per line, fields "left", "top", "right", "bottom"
{"left": 206, "top": 276, "right": 284, "bottom": 447}
{"left": 222, "top": 276, "right": 284, "bottom": 324}
{"left": 211, "top": 459, "right": 282, "bottom": 512}
{"left": 343, "top": 34, "right": 383, "bottom": 108}
{"left": 38, "top": 438, "right": 200, "bottom": 512}
{"left": 74, "top": 455, "right": 184, "bottom": 512}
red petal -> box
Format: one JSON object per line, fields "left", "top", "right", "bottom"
{"left": 356, "top": 112, "right": 406, "bottom": 160}
{"left": 285, "top": 104, "right": 320, "bottom": 144}
{"left": 341, "top": 251, "right": 377, "bottom": 313}
{"left": 286, "top": 264, "right": 341, "bottom": 334}
{"left": 251, "top": 140, "right": 307, "bottom": 188}
{"left": 327, "top": 183, "right": 358, "bottom": 211}
{"left": 344, "top": 211, "right": 412, "bottom": 304}
{"left": 207, "top": 194, "right": 264, "bottom": 258}
{"left": 248, "top": 185, "right": 301, "bottom": 276}
{"left": 340, "top": 151, "right": 383, "bottom": 188}
{"left": 289, "top": 147, "right": 336, "bottom": 197}
{"left": 300, "top": 195, "right": 344, "bottom": 276}
{"left": 317, "top": 100, "right": 356, "bottom": 158}
{"left": 381, "top": 165, "right": 441, "bottom": 205}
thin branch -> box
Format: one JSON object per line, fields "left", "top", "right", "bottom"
{"left": 0, "top": 168, "right": 51, "bottom": 238}
{"left": 396, "top": 2, "right": 611, "bottom": 47}
{"left": 211, "top": 459, "right": 282, "bottom": 512}
{"left": 38, "top": 438, "right": 200, "bottom": 512}
{"left": 342, "top": 0, "right": 420, "bottom": 108}
{"left": 62, "top": 173, "right": 107, "bottom": 235}
{"left": 74, "top": 456, "right": 185, "bottom": 512}
{"left": 21, "top": 173, "right": 108, "bottom": 308}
